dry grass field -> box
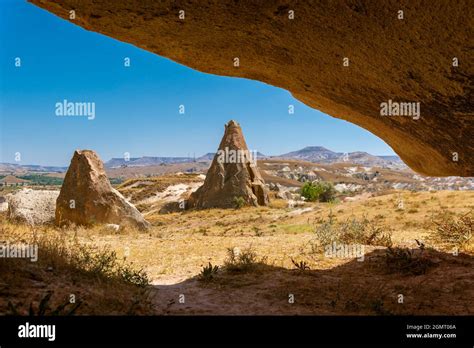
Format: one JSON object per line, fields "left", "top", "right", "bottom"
{"left": 1, "top": 189, "right": 472, "bottom": 315}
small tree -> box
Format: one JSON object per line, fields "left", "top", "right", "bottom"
{"left": 301, "top": 181, "right": 336, "bottom": 202}
{"left": 301, "top": 182, "right": 321, "bottom": 202}
{"left": 318, "top": 181, "right": 337, "bottom": 202}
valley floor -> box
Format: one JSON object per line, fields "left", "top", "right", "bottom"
{"left": 1, "top": 190, "right": 473, "bottom": 315}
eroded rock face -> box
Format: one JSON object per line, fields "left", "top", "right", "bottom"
{"left": 29, "top": 0, "right": 473, "bottom": 176}
{"left": 188, "top": 120, "right": 269, "bottom": 208}
{"left": 7, "top": 189, "right": 59, "bottom": 225}
{"left": 56, "top": 150, "right": 150, "bottom": 230}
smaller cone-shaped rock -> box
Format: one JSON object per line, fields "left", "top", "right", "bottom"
{"left": 188, "top": 120, "right": 269, "bottom": 209}
{"left": 56, "top": 150, "right": 150, "bottom": 230}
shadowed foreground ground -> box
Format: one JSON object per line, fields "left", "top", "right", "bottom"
{"left": 1, "top": 243, "right": 472, "bottom": 315}
{"left": 150, "top": 248, "right": 473, "bottom": 315}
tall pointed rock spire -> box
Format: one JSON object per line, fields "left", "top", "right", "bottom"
{"left": 188, "top": 120, "right": 269, "bottom": 209}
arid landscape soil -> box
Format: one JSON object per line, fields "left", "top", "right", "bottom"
{"left": 1, "top": 171, "right": 473, "bottom": 315}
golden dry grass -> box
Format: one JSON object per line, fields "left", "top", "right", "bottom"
{"left": 0, "top": 219, "right": 154, "bottom": 315}
{"left": 1, "top": 190, "right": 473, "bottom": 315}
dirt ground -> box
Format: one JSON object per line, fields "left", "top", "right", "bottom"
{"left": 1, "top": 190, "right": 473, "bottom": 315}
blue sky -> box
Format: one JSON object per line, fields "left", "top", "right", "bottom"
{"left": 0, "top": 0, "right": 396, "bottom": 166}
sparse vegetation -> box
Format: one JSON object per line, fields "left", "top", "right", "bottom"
{"left": 384, "top": 246, "right": 435, "bottom": 276}
{"left": 198, "top": 262, "right": 219, "bottom": 281}
{"left": 224, "top": 246, "right": 262, "bottom": 272}
{"left": 290, "top": 258, "right": 310, "bottom": 271}
{"left": 109, "top": 177, "right": 124, "bottom": 185}
{"left": 313, "top": 214, "right": 392, "bottom": 250}
{"left": 253, "top": 226, "right": 263, "bottom": 236}
{"left": 7, "top": 291, "right": 82, "bottom": 316}
{"left": 0, "top": 220, "right": 153, "bottom": 315}
{"left": 37, "top": 234, "right": 149, "bottom": 287}
{"left": 1, "top": 189, "right": 473, "bottom": 316}
{"left": 429, "top": 211, "right": 473, "bottom": 249}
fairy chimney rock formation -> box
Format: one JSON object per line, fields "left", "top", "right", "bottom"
{"left": 56, "top": 150, "right": 150, "bottom": 230}
{"left": 188, "top": 120, "right": 269, "bottom": 209}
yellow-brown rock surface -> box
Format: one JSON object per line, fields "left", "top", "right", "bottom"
{"left": 56, "top": 150, "right": 150, "bottom": 230}
{"left": 188, "top": 120, "right": 269, "bottom": 209}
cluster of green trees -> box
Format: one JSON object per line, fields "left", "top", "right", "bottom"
{"left": 17, "top": 174, "right": 63, "bottom": 186}
{"left": 300, "top": 181, "right": 336, "bottom": 202}
{"left": 0, "top": 175, "right": 123, "bottom": 187}
{"left": 109, "top": 177, "right": 124, "bottom": 185}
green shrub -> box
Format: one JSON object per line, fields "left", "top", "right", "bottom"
{"left": 109, "top": 177, "right": 124, "bottom": 185}
{"left": 301, "top": 181, "right": 336, "bottom": 202}
{"left": 233, "top": 196, "right": 246, "bottom": 209}
{"left": 17, "top": 174, "right": 63, "bottom": 186}
{"left": 318, "top": 182, "right": 337, "bottom": 202}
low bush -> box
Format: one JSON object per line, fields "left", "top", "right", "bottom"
{"left": 224, "top": 246, "right": 261, "bottom": 273}
{"left": 384, "top": 245, "right": 435, "bottom": 276}
{"left": 313, "top": 214, "right": 392, "bottom": 250}
{"left": 301, "top": 181, "right": 336, "bottom": 202}
{"left": 430, "top": 211, "right": 472, "bottom": 249}
{"left": 198, "top": 262, "right": 219, "bottom": 281}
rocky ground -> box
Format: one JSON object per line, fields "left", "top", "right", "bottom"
{"left": 6, "top": 189, "right": 59, "bottom": 225}
{"left": 260, "top": 159, "right": 474, "bottom": 192}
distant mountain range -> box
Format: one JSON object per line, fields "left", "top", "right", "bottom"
{"left": 0, "top": 163, "right": 67, "bottom": 173}
{"left": 0, "top": 146, "right": 405, "bottom": 173}
{"left": 279, "top": 146, "right": 340, "bottom": 162}
{"left": 104, "top": 152, "right": 268, "bottom": 168}
{"left": 105, "top": 154, "right": 222, "bottom": 167}
{"left": 277, "top": 146, "right": 405, "bottom": 168}
{"left": 105, "top": 156, "right": 195, "bottom": 168}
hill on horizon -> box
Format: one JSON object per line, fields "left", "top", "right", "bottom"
{"left": 0, "top": 146, "right": 404, "bottom": 172}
